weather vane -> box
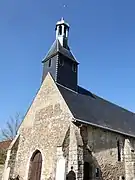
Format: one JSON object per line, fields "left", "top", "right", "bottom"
{"left": 62, "top": 4, "right": 68, "bottom": 19}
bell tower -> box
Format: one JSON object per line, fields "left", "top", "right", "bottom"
{"left": 55, "top": 17, "right": 69, "bottom": 48}
{"left": 42, "top": 18, "right": 79, "bottom": 91}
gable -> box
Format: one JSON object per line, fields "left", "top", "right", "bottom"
{"left": 18, "top": 73, "right": 73, "bottom": 132}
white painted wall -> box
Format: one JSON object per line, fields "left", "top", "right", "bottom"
{"left": 56, "top": 158, "right": 66, "bottom": 180}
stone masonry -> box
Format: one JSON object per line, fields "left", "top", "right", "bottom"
{"left": 3, "top": 73, "right": 75, "bottom": 180}
{"left": 3, "top": 73, "right": 135, "bottom": 180}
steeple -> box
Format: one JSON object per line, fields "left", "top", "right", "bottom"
{"left": 42, "top": 18, "right": 79, "bottom": 91}
{"left": 55, "top": 17, "right": 69, "bottom": 48}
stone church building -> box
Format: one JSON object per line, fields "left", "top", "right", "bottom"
{"left": 3, "top": 18, "right": 135, "bottom": 180}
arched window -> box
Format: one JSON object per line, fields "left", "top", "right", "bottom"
{"left": 29, "top": 150, "right": 42, "bottom": 180}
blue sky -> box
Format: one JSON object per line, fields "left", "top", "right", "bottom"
{"left": 0, "top": 0, "right": 135, "bottom": 129}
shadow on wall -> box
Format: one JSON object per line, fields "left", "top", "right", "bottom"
{"left": 9, "top": 136, "right": 20, "bottom": 178}
{"left": 80, "top": 124, "right": 125, "bottom": 154}
{"left": 79, "top": 125, "right": 104, "bottom": 180}
{"left": 79, "top": 124, "right": 125, "bottom": 180}
{"left": 83, "top": 149, "right": 103, "bottom": 180}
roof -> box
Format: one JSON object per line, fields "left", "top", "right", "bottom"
{"left": 42, "top": 39, "right": 78, "bottom": 63}
{"left": 0, "top": 140, "right": 12, "bottom": 150}
{"left": 57, "top": 84, "right": 135, "bottom": 137}
{"left": 56, "top": 18, "right": 69, "bottom": 27}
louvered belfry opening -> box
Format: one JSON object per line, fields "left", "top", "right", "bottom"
{"left": 29, "top": 150, "right": 42, "bottom": 180}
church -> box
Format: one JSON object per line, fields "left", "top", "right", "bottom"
{"left": 3, "top": 18, "right": 135, "bottom": 180}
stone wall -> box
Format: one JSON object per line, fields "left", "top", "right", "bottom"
{"left": 4, "top": 73, "right": 135, "bottom": 180}
{"left": 88, "top": 126, "right": 125, "bottom": 179}
{"left": 6, "top": 119, "right": 135, "bottom": 180}
{"left": 4, "top": 74, "right": 74, "bottom": 180}
{"left": 79, "top": 124, "right": 135, "bottom": 180}
{"left": 124, "top": 138, "right": 135, "bottom": 180}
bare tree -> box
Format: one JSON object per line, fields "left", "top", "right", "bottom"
{"left": 1, "top": 112, "right": 23, "bottom": 140}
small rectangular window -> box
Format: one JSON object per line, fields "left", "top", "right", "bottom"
{"left": 48, "top": 59, "right": 51, "bottom": 67}
{"left": 72, "top": 63, "right": 77, "bottom": 72}
{"left": 95, "top": 168, "right": 100, "bottom": 177}
{"left": 117, "top": 140, "right": 121, "bottom": 161}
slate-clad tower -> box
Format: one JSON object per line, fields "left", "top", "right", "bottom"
{"left": 42, "top": 18, "right": 79, "bottom": 91}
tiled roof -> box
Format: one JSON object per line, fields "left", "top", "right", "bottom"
{"left": 0, "top": 140, "right": 12, "bottom": 150}
{"left": 57, "top": 84, "right": 135, "bottom": 137}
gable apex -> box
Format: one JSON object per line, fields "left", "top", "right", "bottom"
{"left": 18, "top": 72, "right": 73, "bottom": 131}
{"left": 42, "top": 71, "right": 56, "bottom": 83}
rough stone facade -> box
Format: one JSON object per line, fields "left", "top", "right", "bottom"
{"left": 3, "top": 74, "right": 135, "bottom": 180}
{"left": 3, "top": 74, "right": 78, "bottom": 180}
{"left": 79, "top": 125, "right": 125, "bottom": 180}
{"left": 78, "top": 124, "right": 135, "bottom": 180}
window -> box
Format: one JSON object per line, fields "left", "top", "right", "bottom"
{"left": 64, "top": 26, "right": 66, "bottom": 35}
{"left": 59, "top": 25, "right": 62, "bottom": 35}
{"left": 72, "top": 63, "right": 77, "bottom": 72}
{"left": 95, "top": 168, "right": 100, "bottom": 178}
{"left": 48, "top": 59, "right": 51, "bottom": 67}
{"left": 131, "top": 149, "right": 134, "bottom": 153}
{"left": 117, "top": 140, "right": 121, "bottom": 161}
{"left": 59, "top": 59, "right": 64, "bottom": 66}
